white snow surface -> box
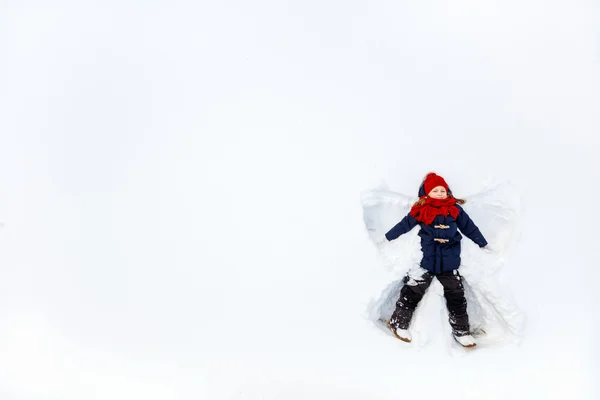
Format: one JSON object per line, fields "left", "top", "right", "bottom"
{"left": 1, "top": 1, "right": 599, "bottom": 400}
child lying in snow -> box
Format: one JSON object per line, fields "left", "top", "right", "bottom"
{"left": 383, "top": 173, "right": 489, "bottom": 348}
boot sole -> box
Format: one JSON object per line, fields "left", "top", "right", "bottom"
{"left": 454, "top": 336, "right": 477, "bottom": 348}
{"left": 386, "top": 321, "right": 411, "bottom": 343}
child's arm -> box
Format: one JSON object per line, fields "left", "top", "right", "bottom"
{"left": 385, "top": 214, "right": 418, "bottom": 241}
{"left": 456, "top": 206, "right": 488, "bottom": 248}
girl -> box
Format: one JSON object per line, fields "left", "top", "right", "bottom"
{"left": 384, "top": 173, "right": 488, "bottom": 348}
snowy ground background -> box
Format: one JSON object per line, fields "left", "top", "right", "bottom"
{"left": 1, "top": 1, "right": 599, "bottom": 399}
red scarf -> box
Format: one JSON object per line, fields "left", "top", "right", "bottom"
{"left": 410, "top": 197, "right": 459, "bottom": 225}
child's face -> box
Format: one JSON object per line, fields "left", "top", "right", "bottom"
{"left": 428, "top": 186, "right": 448, "bottom": 199}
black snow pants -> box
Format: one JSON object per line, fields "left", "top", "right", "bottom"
{"left": 389, "top": 270, "right": 470, "bottom": 336}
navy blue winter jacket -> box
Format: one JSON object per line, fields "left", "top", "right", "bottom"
{"left": 385, "top": 204, "right": 487, "bottom": 274}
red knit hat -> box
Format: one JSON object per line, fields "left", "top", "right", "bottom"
{"left": 423, "top": 173, "right": 449, "bottom": 195}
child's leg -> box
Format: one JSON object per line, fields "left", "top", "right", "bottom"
{"left": 437, "top": 270, "right": 470, "bottom": 336}
{"left": 389, "top": 272, "right": 433, "bottom": 330}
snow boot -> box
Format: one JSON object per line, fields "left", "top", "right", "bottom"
{"left": 453, "top": 333, "right": 476, "bottom": 348}
{"left": 386, "top": 321, "right": 412, "bottom": 343}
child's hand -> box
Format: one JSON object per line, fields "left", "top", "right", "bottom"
{"left": 374, "top": 235, "right": 388, "bottom": 246}
{"left": 481, "top": 244, "right": 496, "bottom": 254}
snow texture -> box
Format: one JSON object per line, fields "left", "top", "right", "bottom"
{"left": 1, "top": 1, "right": 599, "bottom": 399}
{"left": 362, "top": 181, "right": 526, "bottom": 351}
